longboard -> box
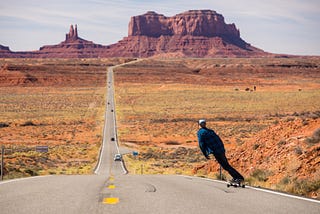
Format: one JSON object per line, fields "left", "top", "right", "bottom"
{"left": 227, "top": 181, "right": 245, "bottom": 188}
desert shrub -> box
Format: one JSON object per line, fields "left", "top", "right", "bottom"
{"left": 24, "top": 168, "right": 39, "bottom": 176}
{"left": 48, "top": 170, "right": 57, "bottom": 175}
{"left": 253, "top": 144, "right": 260, "bottom": 150}
{"left": 236, "top": 139, "right": 244, "bottom": 145}
{"left": 165, "top": 141, "right": 180, "bottom": 145}
{"left": 292, "top": 112, "right": 300, "bottom": 117}
{"left": 273, "top": 120, "right": 279, "bottom": 125}
{"left": 25, "top": 74, "right": 38, "bottom": 83}
{"left": 141, "top": 148, "right": 159, "bottom": 159}
{"left": 279, "top": 176, "right": 291, "bottom": 185}
{"left": 250, "top": 169, "right": 271, "bottom": 182}
{"left": 0, "top": 122, "right": 9, "bottom": 128}
{"left": 21, "top": 121, "right": 36, "bottom": 126}
{"left": 288, "top": 179, "right": 320, "bottom": 197}
{"left": 305, "top": 128, "right": 320, "bottom": 145}
{"left": 294, "top": 146, "right": 303, "bottom": 155}
{"left": 214, "top": 172, "right": 227, "bottom": 181}
{"left": 278, "top": 139, "right": 286, "bottom": 146}
{"left": 192, "top": 68, "right": 201, "bottom": 73}
{"left": 301, "top": 119, "right": 309, "bottom": 126}
{"left": 285, "top": 117, "right": 295, "bottom": 122}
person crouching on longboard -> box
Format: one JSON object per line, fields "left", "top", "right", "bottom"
{"left": 197, "top": 119, "right": 244, "bottom": 183}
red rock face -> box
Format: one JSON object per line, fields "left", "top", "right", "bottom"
{"left": 123, "top": 10, "right": 266, "bottom": 57}
{"left": 0, "top": 10, "right": 270, "bottom": 58}
{"left": 0, "top": 45, "right": 10, "bottom": 52}
{"left": 0, "top": 45, "right": 15, "bottom": 57}
{"left": 129, "top": 10, "right": 240, "bottom": 39}
{"left": 37, "top": 24, "right": 110, "bottom": 58}
{"left": 66, "top": 24, "right": 78, "bottom": 41}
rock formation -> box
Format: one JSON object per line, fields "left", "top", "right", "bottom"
{"left": 37, "top": 24, "right": 110, "bottom": 58}
{"left": 129, "top": 10, "right": 242, "bottom": 45}
{"left": 0, "top": 45, "right": 15, "bottom": 57}
{"left": 65, "top": 24, "right": 79, "bottom": 41}
{"left": 0, "top": 45, "right": 10, "bottom": 52}
{"left": 115, "top": 10, "right": 266, "bottom": 57}
{"left": 0, "top": 10, "right": 272, "bottom": 58}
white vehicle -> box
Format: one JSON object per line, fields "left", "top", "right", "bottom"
{"left": 114, "top": 154, "right": 122, "bottom": 161}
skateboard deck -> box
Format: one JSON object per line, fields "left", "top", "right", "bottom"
{"left": 227, "top": 181, "right": 245, "bottom": 188}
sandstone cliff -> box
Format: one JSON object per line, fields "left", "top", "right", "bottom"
{"left": 129, "top": 10, "right": 242, "bottom": 45}
{"left": 0, "top": 45, "right": 15, "bottom": 57}
{"left": 0, "top": 45, "right": 10, "bottom": 52}
{"left": 107, "top": 10, "right": 267, "bottom": 58}
{"left": 0, "top": 10, "right": 270, "bottom": 58}
{"left": 37, "top": 24, "right": 109, "bottom": 58}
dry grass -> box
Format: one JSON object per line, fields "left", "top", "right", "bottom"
{"left": 0, "top": 58, "right": 136, "bottom": 178}
{"left": 114, "top": 57, "right": 320, "bottom": 198}
{"left": 1, "top": 57, "right": 319, "bottom": 198}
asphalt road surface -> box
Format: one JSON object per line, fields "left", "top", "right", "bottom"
{"left": 1, "top": 64, "right": 319, "bottom": 214}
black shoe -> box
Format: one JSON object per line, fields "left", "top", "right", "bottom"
{"left": 230, "top": 178, "right": 243, "bottom": 184}
{"left": 235, "top": 178, "right": 244, "bottom": 184}
{"left": 229, "top": 178, "right": 237, "bottom": 183}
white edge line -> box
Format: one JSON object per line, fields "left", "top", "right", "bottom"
{"left": 94, "top": 113, "right": 106, "bottom": 175}
{"left": 95, "top": 66, "right": 127, "bottom": 175}
{"left": 181, "top": 175, "right": 320, "bottom": 204}
{"left": 246, "top": 186, "right": 320, "bottom": 204}
{"left": 0, "top": 175, "right": 53, "bottom": 185}
{"left": 96, "top": 60, "right": 141, "bottom": 175}
{"left": 94, "top": 69, "right": 109, "bottom": 175}
{"left": 110, "top": 67, "right": 128, "bottom": 174}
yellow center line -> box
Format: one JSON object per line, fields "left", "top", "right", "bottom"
{"left": 103, "top": 198, "right": 119, "bottom": 204}
{"left": 108, "top": 184, "right": 116, "bottom": 189}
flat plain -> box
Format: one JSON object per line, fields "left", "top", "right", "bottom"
{"left": 0, "top": 57, "right": 319, "bottom": 199}
{"left": 113, "top": 57, "right": 320, "bottom": 198}
{"left": 0, "top": 58, "right": 132, "bottom": 177}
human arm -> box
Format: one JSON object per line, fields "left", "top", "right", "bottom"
{"left": 198, "top": 130, "right": 210, "bottom": 159}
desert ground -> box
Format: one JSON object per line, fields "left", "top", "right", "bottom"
{"left": 113, "top": 57, "right": 320, "bottom": 198}
{"left": 0, "top": 57, "right": 319, "bottom": 199}
{"left": 0, "top": 58, "right": 133, "bottom": 177}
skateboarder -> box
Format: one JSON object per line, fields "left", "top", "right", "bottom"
{"left": 197, "top": 119, "right": 244, "bottom": 183}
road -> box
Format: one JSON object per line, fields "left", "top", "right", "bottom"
{"left": 1, "top": 63, "right": 319, "bottom": 214}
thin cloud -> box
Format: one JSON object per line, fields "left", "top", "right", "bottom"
{"left": 0, "top": 0, "right": 319, "bottom": 54}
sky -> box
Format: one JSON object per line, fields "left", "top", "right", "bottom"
{"left": 1, "top": 0, "right": 320, "bottom": 55}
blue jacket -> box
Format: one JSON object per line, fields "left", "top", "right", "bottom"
{"left": 197, "top": 127, "right": 225, "bottom": 157}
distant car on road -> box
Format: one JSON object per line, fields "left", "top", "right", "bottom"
{"left": 111, "top": 137, "right": 115, "bottom": 141}
{"left": 114, "top": 154, "right": 122, "bottom": 161}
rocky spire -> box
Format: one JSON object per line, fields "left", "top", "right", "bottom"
{"left": 75, "top": 24, "right": 78, "bottom": 38}
{"left": 65, "top": 24, "right": 78, "bottom": 41}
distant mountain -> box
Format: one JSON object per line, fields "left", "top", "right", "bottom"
{"left": 0, "top": 44, "right": 14, "bottom": 57}
{"left": 37, "top": 24, "right": 110, "bottom": 58}
{"left": 0, "top": 10, "right": 271, "bottom": 58}
{"left": 108, "top": 10, "right": 269, "bottom": 57}
{"left": 0, "top": 25, "right": 111, "bottom": 58}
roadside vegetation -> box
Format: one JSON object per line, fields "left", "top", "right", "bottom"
{"left": 1, "top": 57, "right": 319, "bottom": 199}
{"left": 0, "top": 58, "right": 134, "bottom": 179}
{"left": 115, "top": 58, "right": 320, "bottom": 199}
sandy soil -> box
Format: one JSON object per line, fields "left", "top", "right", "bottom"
{"left": 0, "top": 57, "right": 319, "bottom": 198}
